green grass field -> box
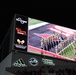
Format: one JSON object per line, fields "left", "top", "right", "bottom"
{"left": 29, "top": 18, "right": 44, "bottom": 25}
{"left": 59, "top": 42, "right": 76, "bottom": 59}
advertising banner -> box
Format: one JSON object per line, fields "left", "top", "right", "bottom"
{"left": 13, "top": 14, "right": 28, "bottom": 52}
{"left": 11, "top": 52, "right": 57, "bottom": 67}
{"left": 11, "top": 52, "right": 74, "bottom": 68}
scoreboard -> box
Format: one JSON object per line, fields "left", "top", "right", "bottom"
{"left": 10, "top": 14, "right": 76, "bottom": 62}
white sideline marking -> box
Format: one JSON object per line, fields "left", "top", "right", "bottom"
{"left": 58, "top": 41, "right": 75, "bottom": 54}
{"left": 29, "top": 22, "right": 50, "bottom": 30}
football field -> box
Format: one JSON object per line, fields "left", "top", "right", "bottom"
{"left": 28, "top": 18, "right": 76, "bottom": 61}
{"left": 29, "top": 18, "right": 44, "bottom": 25}
{"left": 59, "top": 42, "right": 76, "bottom": 59}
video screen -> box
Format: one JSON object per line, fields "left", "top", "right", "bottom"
{"left": 28, "top": 18, "right": 76, "bottom": 62}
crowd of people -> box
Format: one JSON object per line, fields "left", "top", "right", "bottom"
{"left": 40, "top": 33, "right": 75, "bottom": 54}
{"left": 15, "top": 68, "right": 76, "bottom": 75}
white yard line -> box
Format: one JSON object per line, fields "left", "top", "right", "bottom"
{"left": 58, "top": 41, "right": 75, "bottom": 54}
{"left": 28, "top": 22, "right": 50, "bottom": 30}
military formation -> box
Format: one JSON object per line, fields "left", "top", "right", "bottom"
{"left": 40, "top": 33, "right": 75, "bottom": 54}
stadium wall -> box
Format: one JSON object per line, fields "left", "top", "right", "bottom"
{"left": 0, "top": 52, "right": 12, "bottom": 75}
{"left": 5, "top": 71, "right": 15, "bottom": 75}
